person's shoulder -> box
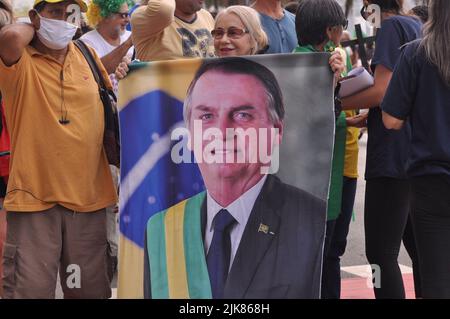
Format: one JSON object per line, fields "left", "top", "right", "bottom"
{"left": 0, "top": 45, "right": 32, "bottom": 81}
{"left": 120, "top": 30, "right": 132, "bottom": 42}
{"left": 383, "top": 15, "right": 422, "bottom": 29}
{"left": 79, "top": 30, "right": 104, "bottom": 50}
{"left": 269, "top": 175, "right": 325, "bottom": 210}
{"left": 283, "top": 9, "right": 296, "bottom": 22}
{"left": 281, "top": 181, "right": 324, "bottom": 207}
{"left": 79, "top": 29, "right": 99, "bottom": 42}
{"left": 270, "top": 177, "right": 326, "bottom": 227}
{"left": 72, "top": 41, "right": 104, "bottom": 69}
{"left": 19, "top": 45, "right": 34, "bottom": 61}
{"left": 401, "top": 39, "right": 426, "bottom": 64}
{"left": 197, "top": 8, "right": 214, "bottom": 23}
{"left": 198, "top": 8, "right": 212, "bottom": 16}
{"left": 397, "top": 14, "right": 421, "bottom": 24}
{"left": 75, "top": 36, "right": 103, "bottom": 58}
{"left": 402, "top": 39, "right": 422, "bottom": 54}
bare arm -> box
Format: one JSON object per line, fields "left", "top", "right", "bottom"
{"left": 131, "top": 0, "right": 175, "bottom": 44}
{"left": 0, "top": 23, "right": 35, "bottom": 66}
{"left": 342, "top": 64, "right": 393, "bottom": 110}
{"left": 100, "top": 36, "right": 133, "bottom": 74}
{"left": 382, "top": 111, "right": 404, "bottom": 130}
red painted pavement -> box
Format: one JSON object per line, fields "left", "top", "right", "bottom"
{"left": 341, "top": 273, "right": 416, "bottom": 299}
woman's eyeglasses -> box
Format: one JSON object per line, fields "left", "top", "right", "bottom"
{"left": 115, "top": 12, "right": 130, "bottom": 19}
{"left": 211, "top": 27, "right": 249, "bottom": 40}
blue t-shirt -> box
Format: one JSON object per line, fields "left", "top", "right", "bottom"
{"left": 365, "top": 15, "right": 422, "bottom": 180}
{"left": 382, "top": 40, "right": 450, "bottom": 178}
{"left": 126, "top": 4, "right": 141, "bottom": 31}
{"left": 259, "top": 10, "right": 297, "bottom": 54}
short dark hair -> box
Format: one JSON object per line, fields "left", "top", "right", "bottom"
{"left": 295, "top": 0, "right": 346, "bottom": 46}
{"left": 410, "top": 5, "right": 429, "bottom": 23}
{"left": 368, "top": 0, "right": 404, "bottom": 14}
{"left": 184, "top": 57, "right": 285, "bottom": 126}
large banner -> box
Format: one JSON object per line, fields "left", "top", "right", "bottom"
{"left": 117, "top": 54, "right": 335, "bottom": 298}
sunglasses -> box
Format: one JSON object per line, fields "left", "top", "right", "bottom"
{"left": 114, "top": 12, "right": 129, "bottom": 19}
{"left": 211, "top": 27, "right": 249, "bottom": 40}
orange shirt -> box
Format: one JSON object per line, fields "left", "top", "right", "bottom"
{"left": 131, "top": 0, "right": 215, "bottom": 61}
{"left": 0, "top": 43, "right": 117, "bottom": 212}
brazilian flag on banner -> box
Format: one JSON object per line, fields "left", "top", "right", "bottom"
{"left": 117, "top": 59, "right": 205, "bottom": 298}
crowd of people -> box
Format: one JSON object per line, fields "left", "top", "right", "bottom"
{"left": 0, "top": 0, "right": 449, "bottom": 299}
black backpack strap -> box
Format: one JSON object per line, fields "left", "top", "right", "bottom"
{"left": 73, "top": 40, "right": 117, "bottom": 102}
{"left": 73, "top": 40, "right": 121, "bottom": 167}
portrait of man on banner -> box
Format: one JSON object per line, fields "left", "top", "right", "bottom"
{"left": 143, "top": 57, "right": 327, "bottom": 299}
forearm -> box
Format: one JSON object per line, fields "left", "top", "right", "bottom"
{"left": 342, "top": 85, "right": 384, "bottom": 110}
{"left": 0, "top": 23, "right": 35, "bottom": 66}
{"left": 342, "top": 64, "right": 393, "bottom": 111}
{"left": 100, "top": 39, "right": 133, "bottom": 74}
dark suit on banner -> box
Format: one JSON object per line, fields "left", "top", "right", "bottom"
{"left": 144, "top": 174, "right": 326, "bottom": 299}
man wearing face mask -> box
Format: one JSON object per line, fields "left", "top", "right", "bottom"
{"left": 0, "top": 0, "right": 117, "bottom": 299}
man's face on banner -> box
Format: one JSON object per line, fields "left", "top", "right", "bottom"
{"left": 188, "top": 70, "right": 282, "bottom": 184}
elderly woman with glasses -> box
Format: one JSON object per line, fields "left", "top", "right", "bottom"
{"left": 211, "top": 5, "right": 268, "bottom": 57}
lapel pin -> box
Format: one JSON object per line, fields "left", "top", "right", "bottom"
{"left": 258, "top": 223, "right": 269, "bottom": 234}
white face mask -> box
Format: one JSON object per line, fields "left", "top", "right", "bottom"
{"left": 35, "top": 13, "right": 78, "bottom": 50}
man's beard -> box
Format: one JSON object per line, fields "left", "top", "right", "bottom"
{"left": 115, "top": 26, "right": 126, "bottom": 37}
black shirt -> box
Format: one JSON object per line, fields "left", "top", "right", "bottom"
{"left": 366, "top": 15, "right": 422, "bottom": 180}
{"left": 382, "top": 40, "right": 450, "bottom": 178}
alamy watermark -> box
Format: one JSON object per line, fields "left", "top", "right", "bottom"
{"left": 170, "top": 120, "right": 280, "bottom": 174}
{"left": 66, "top": 264, "right": 81, "bottom": 289}
{"left": 367, "top": 264, "right": 381, "bottom": 289}
{"left": 363, "top": 4, "right": 382, "bottom": 28}
{"left": 66, "top": 4, "right": 81, "bottom": 26}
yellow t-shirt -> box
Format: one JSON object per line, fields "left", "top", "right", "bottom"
{"left": 336, "top": 47, "right": 359, "bottom": 179}
{"left": 131, "top": 0, "right": 215, "bottom": 61}
{"left": 343, "top": 110, "right": 359, "bottom": 178}
{"left": 0, "top": 43, "right": 117, "bottom": 212}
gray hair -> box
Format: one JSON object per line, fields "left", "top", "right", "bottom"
{"left": 214, "top": 6, "right": 268, "bottom": 55}
{"left": 420, "top": 0, "right": 450, "bottom": 87}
